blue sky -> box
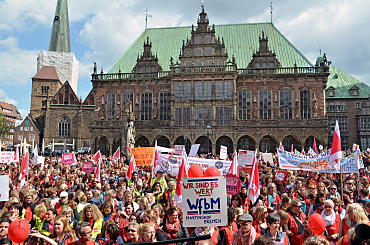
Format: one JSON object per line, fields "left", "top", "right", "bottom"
{"left": 0, "top": 0, "right": 370, "bottom": 119}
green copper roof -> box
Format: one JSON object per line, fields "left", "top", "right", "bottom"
{"left": 48, "top": 0, "right": 71, "bottom": 53}
{"left": 109, "top": 23, "right": 313, "bottom": 73}
{"left": 326, "top": 65, "right": 370, "bottom": 99}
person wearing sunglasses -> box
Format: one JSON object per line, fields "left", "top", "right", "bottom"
{"left": 287, "top": 199, "right": 306, "bottom": 245}
{"left": 125, "top": 222, "right": 139, "bottom": 243}
{"left": 232, "top": 213, "right": 261, "bottom": 245}
{"left": 71, "top": 222, "right": 96, "bottom": 245}
{"left": 328, "top": 184, "right": 340, "bottom": 200}
{"left": 321, "top": 199, "right": 340, "bottom": 242}
{"left": 252, "top": 206, "right": 268, "bottom": 235}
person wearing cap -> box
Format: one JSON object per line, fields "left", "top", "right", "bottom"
{"left": 55, "top": 191, "right": 69, "bottom": 214}
{"left": 232, "top": 213, "right": 260, "bottom": 245}
{"left": 265, "top": 213, "right": 290, "bottom": 245}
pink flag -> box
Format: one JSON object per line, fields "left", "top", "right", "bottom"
{"left": 330, "top": 120, "right": 342, "bottom": 165}
{"left": 227, "top": 151, "right": 238, "bottom": 176}
{"left": 174, "top": 148, "right": 189, "bottom": 210}
{"left": 113, "top": 147, "right": 120, "bottom": 163}
{"left": 126, "top": 155, "right": 137, "bottom": 180}
{"left": 247, "top": 150, "right": 260, "bottom": 204}
{"left": 19, "top": 150, "right": 29, "bottom": 189}
{"left": 313, "top": 137, "right": 319, "bottom": 154}
{"left": 279, "top": 142, "right": 284, "bottom": 151}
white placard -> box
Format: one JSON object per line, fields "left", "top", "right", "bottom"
{"left": 36, "top": 156, "right": 45, "bottom": 165}
{"left": 220, "top": 145, "right": 227, "bottom": 160}
{"left": 182, "top": 176, "right": 227, "bottom": 227}
{"left": 262, "top": 153, "right": 274, "bottom": 165}
{"left": 174, "top": 145, "right": 185, "bottom": 155}
{"left": 0, "top": 152, "right": 14, "bottom": 163}
{"left": 0, "top": 175, "right": 9, "bottom": 201}
{"left": 188, "top": 144, "right": 200, "bottom": 157}
{"left": 238, "top": 150, "right": 254, "bottom": 167}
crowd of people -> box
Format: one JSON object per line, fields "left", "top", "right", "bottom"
{"left": 0, "top": 149, "right": 370, "bottom": 245}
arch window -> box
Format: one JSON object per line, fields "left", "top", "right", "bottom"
{"left": 59, "top": 116, "right": 70, "bottom": 138}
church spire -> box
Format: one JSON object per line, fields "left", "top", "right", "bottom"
{"left": 48, "top": 0, "right": 71, "bottom": 53}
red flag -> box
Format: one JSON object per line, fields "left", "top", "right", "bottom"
{"left": 247, "top": 150, "right": 260, "bottom": 204}
{"left": 174, "top": 148, "right": 189, "bottom": 210}
{"left": 126, "top": 145, "right": 130, "bottom": 152}
{"left": 126, "top": 155, "right": 137, "bottom": 179}
{"left": 151, "top": 145, "right": 159, "bottom": 173}
{"left": 279, "top": 142, "right": 284, "bottom": 151}
{"left": 94, "top": 160, "right": 101, "bottom": 182}
{"left": 91, "top": 150, "right": 101, "bottom": 165}
{"left": 113, "top": 147, "right": 120, "bottom": 163}
{"left": 313, "top": 138, "right": 319, "bottom": 154}
{"left": 19, "top": 150, "right": 29, "bottom": 189}
{"left": 291, "top": 144, "right": 294, "bottom": 153}
{"left": 13, "top": 146, "right": 19, "bottom": 166}
{"left": 330, "top": 120, "right": 342, "bottom": 165}
{"left": 302, "top": 149, "right": 305, "bottom": 155}
{"left": 227, "top": 151, "right": 238, "bottom": 176}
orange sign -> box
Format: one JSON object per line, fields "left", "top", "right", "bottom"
{"left": 131, "top": 147, "right": 155, "bottom": 166}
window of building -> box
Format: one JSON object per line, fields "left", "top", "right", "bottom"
{"left": 184, "top": 61, "right": 191, "bottom": 66}
{"left": 141, "top": 93, "right": 152, "bottom": 120}
{"left": 195, "top": 82, "right": 211, "bottom": 100}
{"left": 356, "top": 103, "right": 361, "bottom": 109}
{"left": 328, "top": 90, "right": 335, "bottom": 97}
{"left": 341, "top": 102, "right": 347, "bottom": 111}
{"left": 216, "top": 107, "right": 232, "bottom": 125}
{"left": 216, "top": 81, "right": 232, "bottom": 100}
{"left": 342, "top": 136, "right": 349, "bottom": 151}
{"left": 327, "top": 102, "right": 335, "bottom": 112}
{"left": 300, "top": 90, "right": 311, "bottom": 119}
{"left": 260, "top": 138, "right": 271, "bottom": 152}
{"left": 194, "top": 60, "right": 202, "bottom": 66}
{"left": 122, "top": 93, "right": 134, "bottom": 107}
{"left": 175, "top": 83, "right": 191, "bottom": 100}
{"left": 205, "top": 48, "right": 212, "bottom": 56}
{"left": 238, "top": 91, "right": 251, "bottom": 120}
{"left": 215, "top": 60, "right": 222, "bottom": 66}
{"left": 194, "top": 36, "right": 202, "bottom": 44}
{"left": 352, "top": 90, "right": 359, "bottom": 96}
{"left": 175, "top": 108, "right": 190, "bottom": 126}
{"left": 20, "top": 127, "right": 23, "bottom": 131}
{"left": 159, "top": 93, "right": 171, "bottom": 120}
{"left": 361, "top": 138, "right": 369, "bottom": 152}
{"left": 18, "top": 135, "right": 22, "bottom": 140}
{"left": 280, "top": 90, "right": 292, "bottom": 119}
{"left": 24, "top": 127, "right": 29, "bottom": 131}
{"left": 195, "top": 107, "right": 211, "bottom": 125}
{"left": 259, "top": 91, "right": 272, "bottom": 119}
{"left": 204, "top": 36, "right": 212, "bottom": 44}
{"left": 338, "top": 117, "right": 348, "bottom": 132}
{"left": 30, "top": 126, "right": 33, "bottom": 131}
{"left": 194, "top": 48, "right": 202, "bottom": 56}
{"left": 107, "top": 94, "right": 116, "bottom": 120}
{"left": 204, "top": 60, "right": 212, "bottom": 66}
{"left": 30, "top": 135, "right": 35, "bottom": 141}
{"left": 361, "top": 118, "right": 367, "bottom": 130}
{"left": 59, "top": 115, "right": 70, "bottom": 138}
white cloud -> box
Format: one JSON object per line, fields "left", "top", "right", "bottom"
{"left": 0, "top": 89, "right": 18, "bottom": 106}
{"left": 0, "top": 36, "right": 38, "bottom": 87}
{"left": 18, "top": 109, "right": 29, "bottom": 119}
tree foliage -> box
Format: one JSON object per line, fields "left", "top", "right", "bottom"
{"left": 0, "top": 113, "right": 11, "bottom": 139}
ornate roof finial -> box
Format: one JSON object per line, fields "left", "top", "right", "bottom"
{"left": 262, "top": 31, "right": 265, "bottom": 39}
{"left": 270, "top": 1, "right": 274, "bottom": 24}
{"left": 101, "top": 67, "right": 104, "bottom": 74}
{"left": 142, "top": 9, "right": 152, "bottom": 30}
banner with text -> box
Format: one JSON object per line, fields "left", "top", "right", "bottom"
{"left": 159, "top": 154, "right": 232, "bottom": 176}
{"left": 278, "top": 148, "right": 336, "bottom": 171}
{"left": 0, "top": 175, "right": 9, "bottom": 201}
{"left": 238, "top": 150, "right": 254, "bottom": 173}
{"left": 0, "top": 152, "right": 14, "bottom": 163}
{"left": 62, "top": 153, "right": 76, "bottom": 165}
{"left": 226, "top": 174, "right": 240, "bottom": 195}
{"left": 182, "top": 176, "right": 227, "bottom": 227}
{"left": 315, "top": 151, "right": 362, "bottom": 173}
{"left": 131, "top": 147, "right": 155, "bottom": 166}
{"left": 220, "top": 145, "right": 227, "bottom": 160}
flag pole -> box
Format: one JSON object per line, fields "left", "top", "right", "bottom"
{"left": 340, "top": 163, "right": 343, "bottom": 203}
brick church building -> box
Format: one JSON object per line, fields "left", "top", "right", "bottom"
{"left": 23, "top": 1, "right": 370, "bottom": 155}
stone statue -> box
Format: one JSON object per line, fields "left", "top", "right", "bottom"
{"left": 123, "top": 98, "right": 132, "bottom": 115}
{"left": 94, "top": 62, "right": 97, "bottom": 74}
{"left": 127, "top": 121, "right": 135, "bottom": 150}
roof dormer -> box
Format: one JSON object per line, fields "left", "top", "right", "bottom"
{"left": 350, "top": 85, "right": 360, "bottom": 96}
{"left": 327, "top": 86, "right": 335, "bottom": 97}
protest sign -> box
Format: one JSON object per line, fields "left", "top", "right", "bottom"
{"left": 82, "top": 162, "right": 94, "bottom": 173}
{"left": 36, "top": 156, "right": 45, "bottom": 165}
{"left": 62, "top": 153, "right": 76, "bottom": 165}
{"left": 262, "top": 153, "right": 274, "bottom": 165}
{"left": 0, "top": 152, "right": 14, "bottom": 163}
{"left": 131, "top": 147, "right": 155, "bottom": 166}
{"left": 174, "top": 145, "right": 185, "bottom": 155}
{"left": 278, "top": 148, "right": 336, "bottom": 171}
{"left": 316, "top": 152, "right": 360, "bottom": 173}
{"left": 188, "top": 144, "right": 200, "bottom": 157}
{"left": 276, "top": 171, "right": 289, "bottom": 182}
{"left": 226, "top": 174, "right": 240, "bottom": 195}
{"left": 238, "top": 150, "right": 254, "bottom": 173}
{"left": 159, "top": 154, "right": 231, "bottom": 176}
{"left": 182, "top": 176, "right": 227, "bottom": 227}
{"left": 220, "top": 145, "right": 227, "bottom": 160}
{"left": 0, "top": 175, "right": 9, "bottom": 201}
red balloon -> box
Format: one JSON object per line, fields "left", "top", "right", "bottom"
{"left": 188, "top": 165, "right": 203, "bottom": 178}
{"left": 204, "top": 167, "right": 221, "bottom": 177}
{"left": 308, "top": 213, "right": 326, "bottom": 235}
{"left": 8, "top": 219, "right": 30, "bottom": 244}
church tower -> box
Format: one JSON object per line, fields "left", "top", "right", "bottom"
{"left": 36, "top": 0, "right": 78, "bottom": 94}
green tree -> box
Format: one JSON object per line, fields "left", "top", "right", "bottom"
{"left": 0, "top": 113, "right": 11, "bottom": 139}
